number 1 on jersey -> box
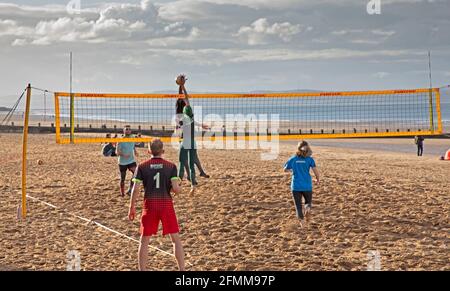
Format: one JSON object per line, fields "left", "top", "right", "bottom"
{"left": 154, "top": 172, "right": 160, "bottom": 189}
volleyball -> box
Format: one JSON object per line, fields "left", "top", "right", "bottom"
{"left": 175, "top": 74, "right": 187, "bottom": 85}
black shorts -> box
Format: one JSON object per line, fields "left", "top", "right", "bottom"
{"left": 119, "top": 162, "right": 137, "bottom": 173}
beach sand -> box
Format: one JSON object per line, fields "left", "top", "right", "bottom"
{"left": 0, "top": 133, "right": 449, "bottom": 270}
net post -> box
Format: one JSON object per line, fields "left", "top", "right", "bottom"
{"left": 21, "top": 83, "right": 32, "bottom": 219}
{"left": 54, "top": 93, "right": 61, "bottom": 144}
{"left": 70, "top": 92, "right": 75, "bottom": 143}
{"left": 435, "top": 88, "right": 442, "bottom": 134}
{"left": 428, "top": 88, "right": 434, "bottom": 133}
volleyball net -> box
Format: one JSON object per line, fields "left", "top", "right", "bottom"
{"left": 53, "top": 88, "right": 443, "bottom": 144}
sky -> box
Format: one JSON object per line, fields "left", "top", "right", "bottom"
{"left": 1, "top": 0, "right": 450, "bottom": 101}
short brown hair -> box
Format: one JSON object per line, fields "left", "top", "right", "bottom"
{"left": 149, "top": 139, "right": 164, "bottom": 156}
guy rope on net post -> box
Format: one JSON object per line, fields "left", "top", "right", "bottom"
{"left": 21, "top": 84, "right": 32, "bottom": 219}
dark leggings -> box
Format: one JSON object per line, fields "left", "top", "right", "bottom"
{"left": 417, "top": 145, "right": 423, "bottom": 156}
{"left": 183, "top": 149, "right": 206, "bottom": 178}
{"left": 292, "top": 191, "right": 312, "bottom": 219}
{"left": 179, "top": 147, "right": 197, "bottom": 185}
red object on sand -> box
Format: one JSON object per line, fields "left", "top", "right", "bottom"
{"left": 445, "top": 149, "right": 450, "bottom": 161}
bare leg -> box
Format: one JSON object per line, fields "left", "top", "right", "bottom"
{"left": 170, "top": 233, "right": 185, "bottom": 271}
{"left": 127, "top": 166, "right": 137, "bottom": 195}
{"left": 119, "top": 166, "right": 127, "bottom": 196}
{"left": 138, "top": 235, "right": 151, "bottom": 271}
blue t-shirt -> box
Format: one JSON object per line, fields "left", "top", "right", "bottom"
{"left": 284, "top": 155, "right": 316, "bottom": 191}
{"left": 117, "top": 141, "right": 136, "bottom": 165}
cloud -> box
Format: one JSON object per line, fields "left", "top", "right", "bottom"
{"left": 331, "top": 29, "right": 363, "bottom": 36}
{"left": 0, "top": 19, "right": 34, "bottom": 36}
{"left": 144, "top": 48, "right": 427, "bottom": 65}
{"left": 0, "top": 0, "right": 450, "bottom": 95}
{"left": 373, "top": 72, "right": 391, "bottom": 79}
{"left": 11, "top": 38, "right": 28, "bottom": 46}
{"left": 0, "top": 1, "right": 194, "bottom": 45}
{"left": 372, "top": 30, "right": 396, "bottom": 37}
{"left": 236, "top": 18, "right": 303, "bottom": 45}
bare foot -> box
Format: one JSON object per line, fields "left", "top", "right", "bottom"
{"left": 189, "top": 186, "right": 195, "bottom": 196}
{"left": 304, "top": 205, "right": 312, "bottom": 221}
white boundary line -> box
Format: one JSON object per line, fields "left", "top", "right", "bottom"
{"left": 26, "top": 194, "right": 193, "bottom": 267}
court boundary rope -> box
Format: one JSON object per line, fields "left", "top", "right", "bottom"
{"left": 25, "top": 194, "right": 194, "bottom": 268}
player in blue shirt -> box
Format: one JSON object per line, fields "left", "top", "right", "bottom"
{"left": 284, "top": 141, "right": 320, "bottom": 225}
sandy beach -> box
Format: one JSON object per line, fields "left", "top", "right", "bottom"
{"left": 0, "top": 133, "right": 449, "bottom": 270}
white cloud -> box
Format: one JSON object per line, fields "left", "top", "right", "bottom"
{"left": 0, "top": 19, "right": 34, "bottom": 36}
{"left": 118, "top": 56, "right": 142, "bottom": 66}
{"left": 11, "top": 38, "right": 28, "bottom": 46}
{"left": 372, "top": 30, "right": 396, "bottom": 37}
{"left": 236, "top": 18, "right": 302, "bottom": 45}
{"left": 164, "top": 22, "right": 188, "bottom": 34}
{"left": 373, "top": 72, "right": 391, "bottom": 79}
{"left": 145, "top": 48, "right": 426, "bottom": 65}
{"left": 350, "top": 39, "right": 383, "bottom": 45}
{"left": 331, "top": 29, "right": 363, "bottom": 36}
{"left": 0, "top": 1, "right": 193, "bottom": 46}
{"left": 0, "top": 0, "right": 450, "bottom": 94}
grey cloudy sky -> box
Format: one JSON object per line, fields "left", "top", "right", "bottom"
{"left": 1, "top": 0, "right": 449, "bottom": 98}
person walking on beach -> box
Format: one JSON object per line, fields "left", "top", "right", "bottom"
{"left": 415, "top": 135, "right": 424, "bottom": 156}
{"left": 117, "top": 125, "right": 138, "bottom": 196}
{"left": 284, "top": 141, "right": 320, "bottom": 226}
{"left": 128, "top": 139, "right": 185, "bottom": 271}
{"left": 175, "top": 75, "right": 209, "bottom": 194}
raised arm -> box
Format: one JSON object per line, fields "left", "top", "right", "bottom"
{"left": 180, "top": 84, "right": 190, "bottom": 107}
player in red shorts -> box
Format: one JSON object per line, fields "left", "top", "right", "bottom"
{"left": 128, "top": 139, "right": 185, "bottom": 271}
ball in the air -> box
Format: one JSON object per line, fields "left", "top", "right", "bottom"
{"left": 37, "top": 159, "right": 44, "bottom": 165}
{"left": 176, "top": 75, "right": 186, "bottom": 85}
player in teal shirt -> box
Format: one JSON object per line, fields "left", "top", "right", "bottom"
{"left": 116, "top": 125, "right": 139, "bottom": 196}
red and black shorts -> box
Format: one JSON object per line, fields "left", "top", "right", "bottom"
{"left": 140, "top": 199, "right": 179, "bottom": 236}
